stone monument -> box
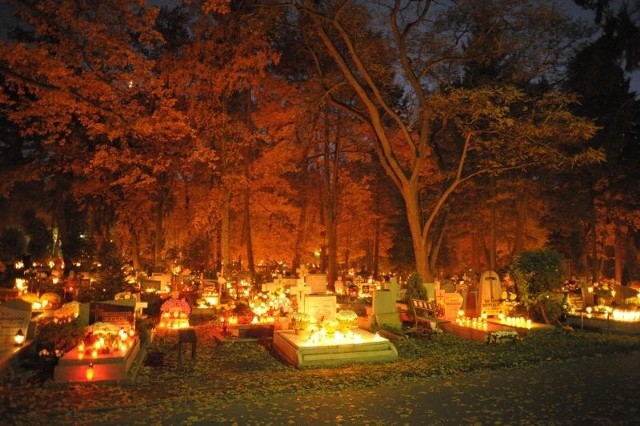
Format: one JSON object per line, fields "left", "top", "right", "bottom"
{"left": 477, "top": 270, "right": 502, "bottom": 317}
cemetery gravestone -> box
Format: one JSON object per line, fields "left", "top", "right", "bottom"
{"left": 292, "top": 279, "right": 312, "bottom": 310}
{"left": 90, "top": 302, "right": 135, "bottom": 328}
{"left": 303, "top": 294, "right": 337, "bottom": 323}
{"left": 478, "top": 270, "right": 502, "bottom": 317}
{"left": 372, "top": 290, "right": 402, "bottom": 328}
{"left": 0, "top": 299, "right": 32, "bottom": 345}
{"left": 567, "top": 293, "right": 583, "bottom": 313}
{"left": 306, "top": 274, "right": 328, "bottom": 294}
{"left": 387, "top": 279, "right": 400, "bottom": 302}
{"left": 423, "top": 282, "right": 436, "bottom": 300}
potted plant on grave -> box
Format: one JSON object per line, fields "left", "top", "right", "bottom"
{"left": 336, "top": 309, "right": 358, "bottom": 333}
{"left": 291, "top": 312, "right": 310, "bottom": 334}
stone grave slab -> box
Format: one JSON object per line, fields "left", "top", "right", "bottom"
{"left": 53, "top": 338, "right": 140, "bottom": 384}
{"left": 273, "top": 329, "right": 398, "bottom": 368}
{"left": 303, "top": 294, "right": 337, "bottom": 323}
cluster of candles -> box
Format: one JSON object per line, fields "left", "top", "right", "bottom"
{"left": 250, "top": 315, "right": 275, "bottom": 324}
{"left": 455, "top": 311, "right": 532, "bottom": 330}
{"left": 583, "top": 306, "right": 640, "bottom": 322}
{"left": 159, "top": 310, "right": 190, "bottom": 329}
{"left": 497, "top": 313, "right": 533, "bottom": 329}
{"left": 611, "top": 309, "right": 640, "bottom": 322}
{"left": 304, "top": 328, "right": 378, "bottom": 346}
{"left": 77, "top": 327, "right": 135, "bottom": 360}
{"left": 455, "top": 314, "right": 489, "bottom": 330}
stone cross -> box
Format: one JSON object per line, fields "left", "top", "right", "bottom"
{"left": 293, "top": 279, "right": 312, "bottom": 311}
{"left": 296, "top": 265, "right": 309, "bottom": 280}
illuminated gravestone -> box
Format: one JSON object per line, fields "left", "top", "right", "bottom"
{"left": 477, "top": 271, "right": 502, "bottom": 317}
{"left": 387, "top": 278, "right": 400, "bottom": 302}
{"left": 303, "top": 294, "right": 337, "bottom": 323}
{"left": 371, "top": 289, "right": 402, "bottom": 328}
{"left": 90, "top": 301, "right": 136, "bottom": 329}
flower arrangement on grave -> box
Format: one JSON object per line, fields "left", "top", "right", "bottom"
{"left": 623, "top": 296, "right": 640, "bottom": 308}
{"left": 500, "top": 289, "right": 518, "bottom": 316}
{"left": 435, "top": 303, "right": 446, "bottom": 319}
{"left": 77, "top": 322, "right": 135, "bottom": 357}
{"left": 321, "top": 319, "right": 339, "bottom": 336}
{"left": 592, "top": 282, "right": 615, "bottom": 300}
{"left": 249, "top": 290, "right": 292, "bottom": 322}
{"left": 159, "top": 298, "right": 190, "bottom": 329}
{"left": 486, "top": 330, "right": 519, "bottom": 345}
{"left": 336, "top": 309, "right": 358, "bottom": 332}
{"left": 53, "top": 301, "right": 80, "bottom": 322}
{"left": 291, "top": 311, "right": 310, "bottom": 331}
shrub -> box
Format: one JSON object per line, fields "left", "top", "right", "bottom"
{"left": 404, "top": 272, "right": 428, "bottom": 304}
{"left": 509, "top": 248, "right": 566, "bottom": 323}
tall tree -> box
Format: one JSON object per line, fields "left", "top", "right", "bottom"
{"left": 561, "top": 0, "right": 640, "bottom": 282}
{"left": 292, "top": 0, "right": 601, "bottom": 280}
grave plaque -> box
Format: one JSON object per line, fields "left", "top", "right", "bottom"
{"left": 306, "top": 274, "right": 328, "bottom": 294}
{"left": 90, "top": 302, "right": 135, "bottom": 328}
{"left": 567, "top": 293, "right": 583, "bottom": 312}
{"left": 0, "top": 299, "right": 32, "bottom": 345}
{"left": 442, "top": 292, "right": 464, "bottom": 319}
{"left": 303, "top": 294, "right": 337, "bottom": 323}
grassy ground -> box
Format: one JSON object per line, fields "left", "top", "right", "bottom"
{"left": 1, "top": 321, "right": 640, "bottom": 424}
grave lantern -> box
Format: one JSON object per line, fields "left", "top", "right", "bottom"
{"left": 14, "top": 329, "right": 25, "bottom": 346}
{"left": 86, "top": 363, "right": 94, "bottom": 381}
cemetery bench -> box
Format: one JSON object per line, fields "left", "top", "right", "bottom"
{"left": 409, "top": 298, "right": 450, "bottom": 334}
{"left": 410, "top": 298, "right": 437, "bottom": 325}
{"left": 177, "top": 327, "right": 197, "bottom": 366}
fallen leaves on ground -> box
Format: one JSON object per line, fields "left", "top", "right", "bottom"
{"left": 1, "top": 325, "right": 639, "bottom": 425}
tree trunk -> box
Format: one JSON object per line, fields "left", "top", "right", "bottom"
{"left": 428, "top": 211, "right": 447, "bottom": 279}
{"left": 614, "top": 224, "right": 624, "bottom": 284}
{"left": 489, "top": 179, "right": 497, "bottom": 271}
{"left": 373, "top": 217, "right": 380, "bottom": 280}
{"left": 130, "top": 223, "right": 141, "bottom": 271}
{"left": 243, "top": 187, "right": 255, "bottom": 279}
{"left": 221, "top": 187, "right": 231, "bottom": 273}
{"left": 404, "top": 186, "right": 432, "bottom": 281}
{"left": 513, "top": 184, "right": 527, "bottom": 256}
{"left": 153, "top": 193, "right": 165, "bottom": 269}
